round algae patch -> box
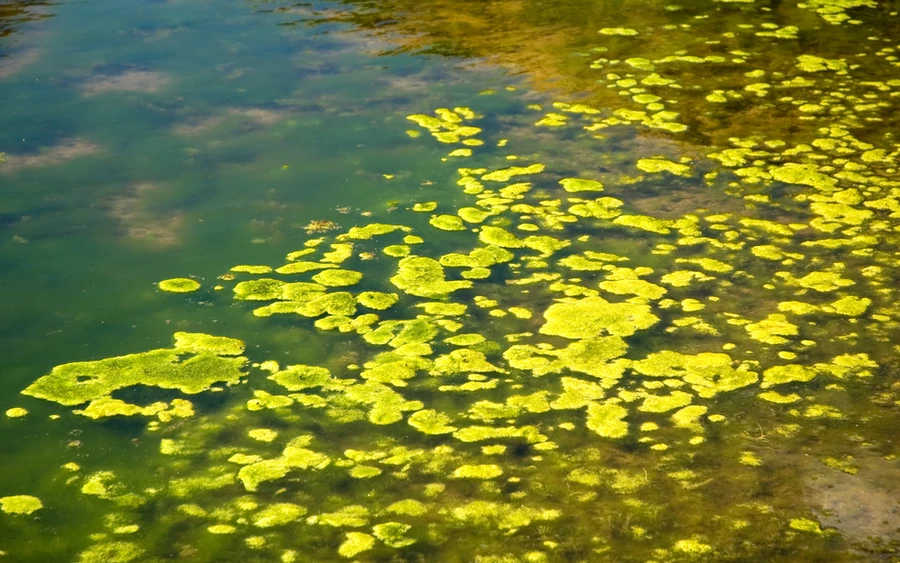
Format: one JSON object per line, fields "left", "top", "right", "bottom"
{"left": 158, "top": 278, "right": 201, "bottom": 293}
{"left": 0, "top": 495, "right": 43, "bottom": 515}
{"left": 5, "top": 407, "right": 27, "bottom": 418}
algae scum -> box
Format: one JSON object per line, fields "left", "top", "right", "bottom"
{"left": 4, "top": 0, "right": 900, "bottom": 561}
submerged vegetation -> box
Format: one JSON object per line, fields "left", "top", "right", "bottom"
{"left": 3, "top": 0, "right": 900, "bottom": 560}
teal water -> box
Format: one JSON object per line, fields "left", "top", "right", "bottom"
{"left": 2, "top": 0, "right": 900, "bottom": 560}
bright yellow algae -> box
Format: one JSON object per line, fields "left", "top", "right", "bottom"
{"left": 373, "top": 522, "right": 415, "bottom": 547}
{"left": 481, "top": 163, "right": 545, "bottom": 182}
{"left": 408, "top": 409, "right": 457, "bottom": 434}
{"left": 158, "top": 278, "right": 200, "bottom": 293}
{"left": 391, "top": 256, "right": 472, "bottom": 298}
{"left": 586, "top": 402, "right": 628, "bottom": 438}
{"left": 559, "top": 178, "right": 604, "bottom": 193}
{"left": 0, "top": 495, "right": 43, "bottom": 515}
{"left": 540, "top": 296, "right": 659, "bottom": 339}
{"left": 311, "top": 269, "right": 363, "bottom": 287}
{"left": 230, "top": 265, "right": 272, "bottom": 274}
{"left": 636, "top": 158, "right": 692, "bottom": 176}
{"left": 338, "top": 532, "right": 375, "bottom": 558}
{"left": 452, "top": 464, "right": 503, "bottom": 479}
{"left": 23, "top": 333, "right": 247, "bottom": 407}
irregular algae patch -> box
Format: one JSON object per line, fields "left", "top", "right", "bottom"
{"left": 540, "top": 296, "right": 659, "bottom": 338}
{"left": 0, "top": 495, "right": 43, "bottom": 515}
{"left": 23, "top": 333, "right": 247, "bottom": 408}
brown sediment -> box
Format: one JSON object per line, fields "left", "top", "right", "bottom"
{"left": 79, "top": 70, "right": 170, "bottom": 96}
{"left": 804, "top": 454, "right": 900, "bottom": 545}
{"left": 0, "top": 138, "right": 100, "bottom": 172}
{"left": 107, "top": 183, "right": 183, "bottom": 247}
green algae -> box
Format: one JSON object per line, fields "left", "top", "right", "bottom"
{"left": 451, "top": 501, "right": 560, "bottom": 530}
{"left": 23, "top": 334, "right": 246, "bottom": 407}
{"left": 453, "top": 464, "right": 503, "bottom": 479}
{"left": 338, "top": 223, "right": 407, "bottom": 240}
{"left": 311, "top": 269, "right": 363, "bottom": 287}
{"left": 158, "top": 278, "right": 200, "bottom": 293}
{"left": 75, "top": 542, "right": 145, "bottom": 563}
{"left": 383, "top": 244, "right": 411, "bottom": 257}
{"left": 789, "top": 518, "right": 825, "bottom": 534}
{"left": 586, "top": 402, "right": 628, "bottom": 438}
{"left": 269, "top": 365, "right": 331, "bottom": 391}
{"left": 253, "top": 503, "right": 307, "bottom": 527}
{"left": 174, "top": 332, "right": 245, "bottom": 356}
{"left": 638, "top": 390, "right": 693, "bottom": 413}
{"left": 391, "top": 256, "right": 473, "bottom": 298}
{"left": 559, "top": 178, "right": 604, "bottom": 193}
{"left": 275, "top": 261, "right": 334, "bottom": 275}
{"left": 540, "top": 296, "right": 659, "bottom": 339}
{"left": 372, "top": 522, "right": 415, "bottom": 547}
{"left": 353, "top": 291, "right": 396, "bottom": 311}
{"left": 0, "top": 495, "right": 43, "bottom": 515}
{"left": 238, "top": 445, "right": 331, "bottom": 491}
{"left": 408, "top": 409, "right": 457, "bottom": 434}
{"left": 636, "top": 158, "right": 691, "bottom": 176}
{"left": 338, "top": 532, "right": 375, "bottom": 557}
{"left": 481, "top": 163, "right": 545, "bottom": 182}
{"left": 385, "top": 499, "right": 427, "bottom": 516}
{"left": 613, "top": 214, "right": 672, "bottom": 235}
{"left": 430, "top": 214, "right": 467, "bottom": 231}
{"left": 444, "top": 333, "right": 485, "bottom": 346}
{"left": 745, "top": 314, "right": 799, "bottom": 345}
{"left": 761, "top": 364, "right": 818, "bottom": 388}
{"left": 230, "top": 265, "right": 272, "bottom": 274}
{"left": 599, "top": 27, "right": 638, "bottom": 36}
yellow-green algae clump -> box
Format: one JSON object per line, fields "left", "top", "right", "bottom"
{"left": 158, "top": 278, "right": 200, "bottom": 293}
{"left": 0, "top": 495, "right": 43, "bottom": 515}
{"left": 23, "top": 332, "right": 246, "bottom": 408}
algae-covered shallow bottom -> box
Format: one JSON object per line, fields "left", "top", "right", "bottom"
{"left": 2, "top": 0, "right": 900, "bottom": 560}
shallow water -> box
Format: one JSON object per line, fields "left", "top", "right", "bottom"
{"left": 2, "top": 0, "right": 900, "bottom": 560}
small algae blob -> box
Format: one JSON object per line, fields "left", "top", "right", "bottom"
{"left": 270, "top": 365, "right": 331, "bottom": 391}
{"left": 408, "top": 409, "right": 457, "bottom": 434}
{"left": 311, "top": 269, "right": 363, "bottom": 287}
{"left": 338, "top": 532, "right": 375, "bottom": 558}
{"left": 452, "top": 464, "right": 503, "bottom": 479}
{"left": 75, "top": 541, "right": 144, "bottom": 563}
{"left": 586, "top": 402, "right": 628, "bottom": 438}
{"left": 158, "top": 278, "right": 200, "bottom": 293}
{"left": 372, "top": 522, "right": 415, "bottom": 547}
{"left": 599, "top": 27, "right": 639, "bottom": 36}
{"left": 0, "top": 495, "right": 43, "bottom": 515}
{"left": 430, "top": 214, "right": 467, "bottom": 231}
{"left": 560, "top": 178, "right": 604, "bottom": 193}
{"left": 636, "top": 158, "right": 691, "bottom": 176}
{"left": 5, "top": 407, "right": 27, "bottom": 418}
{"left": 385, "top": 499, "right": 427, "bottom": 516}
{"left": 789, "top": 518, "right": 824, "bottom": 535}
{"left": 174, "top": 332, "right": 245, "bottom": 356}
{"left": 253, "top": 503, "right": 307, "bottom": 528}
{"left": 357, "top": 291, "right": 399, "bottom": 310}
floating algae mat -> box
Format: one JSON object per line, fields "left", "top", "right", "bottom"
{"left": 3, "top": 0, "right": 900, "bottom": 561}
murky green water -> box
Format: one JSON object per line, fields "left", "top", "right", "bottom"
{"left": 2, "top": 0, "right": 900, "bottom": 560}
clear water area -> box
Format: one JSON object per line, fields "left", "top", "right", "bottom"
{"left": 2, "top": 0, "right": 900, "bottom": 560}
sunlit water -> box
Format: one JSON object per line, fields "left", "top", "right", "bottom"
{"left": 2, "top": 0, "right": 900, "bottom": 560}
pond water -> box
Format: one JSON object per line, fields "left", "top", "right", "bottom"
{"left": 2, "top": 0, "right": 900, "bottom": 560}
